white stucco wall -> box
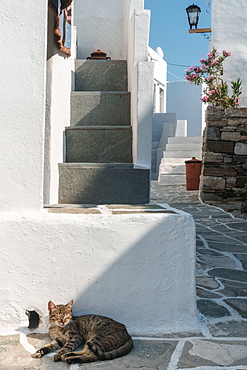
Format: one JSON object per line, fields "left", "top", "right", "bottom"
{"left": 44, "top": 11, "right": 76, "bottom": 206}
{"left": 0, "top": 208, "right": 198, "bottom": 336}
{"left": 74, "top": 0, "right": 126, "bottom": 60}
{"left": 148, "top": 47, "right": 167, "bottom": 113}
{"left": 211, "top": 0, "right": 247, "bottom": 106}
{"left": 128, "top": 8, "right": 153, "bottom": 168}
{"left": 0, "top": 1, "right": 47, "bottom": 211}
{"left": 167, "top": 81, "right": 206, "bottom": 136}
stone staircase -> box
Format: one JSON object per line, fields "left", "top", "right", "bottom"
{"left": 151, "top": 113, "right": 177, "bottom": 180}
{"left": 58, "top": 60, "right": 150, "bottom": 204}
{"left": 158, "top": 136, "right": 202, "bottom": 185}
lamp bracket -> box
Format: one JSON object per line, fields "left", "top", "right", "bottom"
{"left": 188, "top": 28, "right": 211, "bottom": 33}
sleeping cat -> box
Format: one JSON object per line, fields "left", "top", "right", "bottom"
{"left": 32, "top": 300, "right": 133, "bottom": 364}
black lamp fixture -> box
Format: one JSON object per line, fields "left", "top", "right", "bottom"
{"left": 186, "top": 4, "right": 211, "bottom": 34}
{"left": 186, "top": 4, "right": 201, "bottom": 29}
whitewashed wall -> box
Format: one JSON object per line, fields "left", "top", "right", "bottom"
{"left": 211, "top": 0, "right": 247, "bottom": 106}
{"left": 0, "top": 1, "right": 47, "bottom": 211}
{"left": 148, "top": 47, "right": 167, "bottom": 114}
{"left": 167, "top": 81, "right": 206, "bottom": 136}
{"left": 44, "top": 11, "right": 76, "bottom": 206}
{"left": 74, "top": 0, "right": 126, "bottom": 60}
{"left": 0, "top": 209, "right": 198, "bottom": 336}
{"left": 128, "top": 9, "right": 153, "bottom": 167}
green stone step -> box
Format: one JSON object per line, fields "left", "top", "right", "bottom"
{"left": 70, "top": 91, "right": 130, "bottom": 126}
{"left": 74, "top": 60, "right": 128, "bottom": 92}
{"left": 65, "top": 126, "right": 132, "bottom": 163}
{"left": 59, "top": 163, "right": 150, "bottom": 204}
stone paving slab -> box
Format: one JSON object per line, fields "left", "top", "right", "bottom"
{"left": 178, "top": 339, "right": 247, "bottom": 368}
{"left": 2, "top": 183, "right": 247, "bottom": 369}
{"left": 78, "top": 340, "right": 178, "bottom": 369}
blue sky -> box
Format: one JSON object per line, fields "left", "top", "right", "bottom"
{"left": 144, "top": 0, "right": 211, "bottom": 81}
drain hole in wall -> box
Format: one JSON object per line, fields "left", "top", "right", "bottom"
{"left": 25, "top": 310, "right": 40, "bottom": 329}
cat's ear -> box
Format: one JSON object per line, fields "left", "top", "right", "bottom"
{"left": 66, "top": 299, "right": 74, "bottom": 310}
{"left": 48, "top": 301, "right": 56, "bottom": 312}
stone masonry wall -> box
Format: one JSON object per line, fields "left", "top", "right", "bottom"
{"left": 200, "top": 106, "right": 247, "bottom": 204}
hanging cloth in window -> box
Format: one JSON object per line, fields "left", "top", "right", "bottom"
{"left": 48, "top": 0, "right": 74, "bottom": 56}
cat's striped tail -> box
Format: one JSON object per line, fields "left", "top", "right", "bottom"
{"left": 89, "top": 338, "right": 133, "bottom": 360}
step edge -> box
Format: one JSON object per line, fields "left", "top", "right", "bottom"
{"left": 71, "top": 91, "right": 130, "bottom": 95}
{"left": 66, "top": 126, "right": 132, "bottom": 130}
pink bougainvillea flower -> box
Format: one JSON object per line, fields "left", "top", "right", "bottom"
{"left": 223, "top": 50, "right": 231, "bottom": 57}
{"left": 184, "top": 49, "right": 241, "bottom": 108}
{"left": 201, "top": 96, "right": 209, "bottom": 102}
{"left": 208, "top": 90, "right": 216, "bottom": 95}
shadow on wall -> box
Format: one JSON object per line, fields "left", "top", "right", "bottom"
{"left": 1, "top": 209, "right": 197, "bottom": 335}
{"left": 34, "top": 213, "right": 196, "bottom": 335}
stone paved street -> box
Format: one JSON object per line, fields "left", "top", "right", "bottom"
{"left": 1, "top": 183, "right": 247, "bottom": 369}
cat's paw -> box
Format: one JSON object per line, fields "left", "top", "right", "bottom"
{"left": 61, "top": 353, "right": 76, "bottom": 364}
{"left": 63, "top": 357, "right": 77, "bottom": 364}
{"left": 32, "top": 349, "right": 45, "bottom": 358}
{"left": 52, "top": 353, "right": 62, "bottom": 362}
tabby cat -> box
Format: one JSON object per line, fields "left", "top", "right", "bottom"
{"left": 32, "top": 300, "right": 133, "bottom": 364}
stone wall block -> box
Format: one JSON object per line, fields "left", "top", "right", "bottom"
{"left": 201, "top": 176, "right": 225, "bottom": 190}
{"left": 234, "top": 143, "right": 247, "bottom": 155}
{"left": 204, "top": 152, "right": 223, "bottom": 163}
{"left": 206, "top": 106, "right": 223, "bottom": 121}
{"left": 206, "top": 141, "right": 234, "bottom": 154}
{"left": 221, "top": 132, "right": 241, "bottom": 141}
{"left": 226, "top": 177, "right": 237, "bottom": 188}
{"left": 236, "top": 178, "right": 247, "bottom": 188}
{"left": 221, "top": 127, "right": 237, "bottom": 132}
{"left": 200, "top": 192, "right": 223, "bottom": 202}
{"left": 207, "top": 119, "right": 227, "bottom": 128}
{"left": 238, "top": 125, "right": 247, "bottom": 134}
{"left": 203, "top": 167, "right": 237, "bottom": 177}
{"left": 223, "top": 156, "right": 233, "bottom": 163}
{"left": 206, "top": 127, "right": 221, "bottom": 140}
{"left": 234, "top": 155, "right": 247, "bottom": 163}
{"left": 225, "top": 107, "right": 247, "bottom": 117}
{"left": 227, "top": 118, "right": 247, "bottom": 126}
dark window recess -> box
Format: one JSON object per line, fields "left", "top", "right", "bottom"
{"left": 25, "top": 310, "right": 40, "bottom": 329}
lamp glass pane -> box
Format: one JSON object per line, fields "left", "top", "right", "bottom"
{"left": 189, "top": 11, "right": 198, "bottom": 25}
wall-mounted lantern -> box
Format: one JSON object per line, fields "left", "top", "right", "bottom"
{"left": 186, "top": 4, "right": 201, "bottom": 29}
{"left": 186, "top": 4, "right": 211, "bottom": 34}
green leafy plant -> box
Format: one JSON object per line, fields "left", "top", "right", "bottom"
{"left": 185, "top": 49, "right": 242, "bottom": 108}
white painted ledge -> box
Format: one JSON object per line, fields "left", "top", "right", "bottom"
{"left": 0, "top": 206, "right": 199, "bottom": 336}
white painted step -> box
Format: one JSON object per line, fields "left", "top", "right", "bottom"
{"left": 167, "top": 136, "right": 202, "bottom": 144}
{"left": 166, "top": 143, "right": 202, "bottom": 151}
{"left": 160, "top": 157, "right": 188, "bottom": 165}
{"left": 163, "top": 150, "right": 202, "bottom": 159}
{"left": 160, "top": 164, "right": 186, "bottom": 175}
{"left": 159, "top": 174, "right": 186, "bottom": 185}
{"left": 157, "top": 136, "right": 202, "bottom": 184}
